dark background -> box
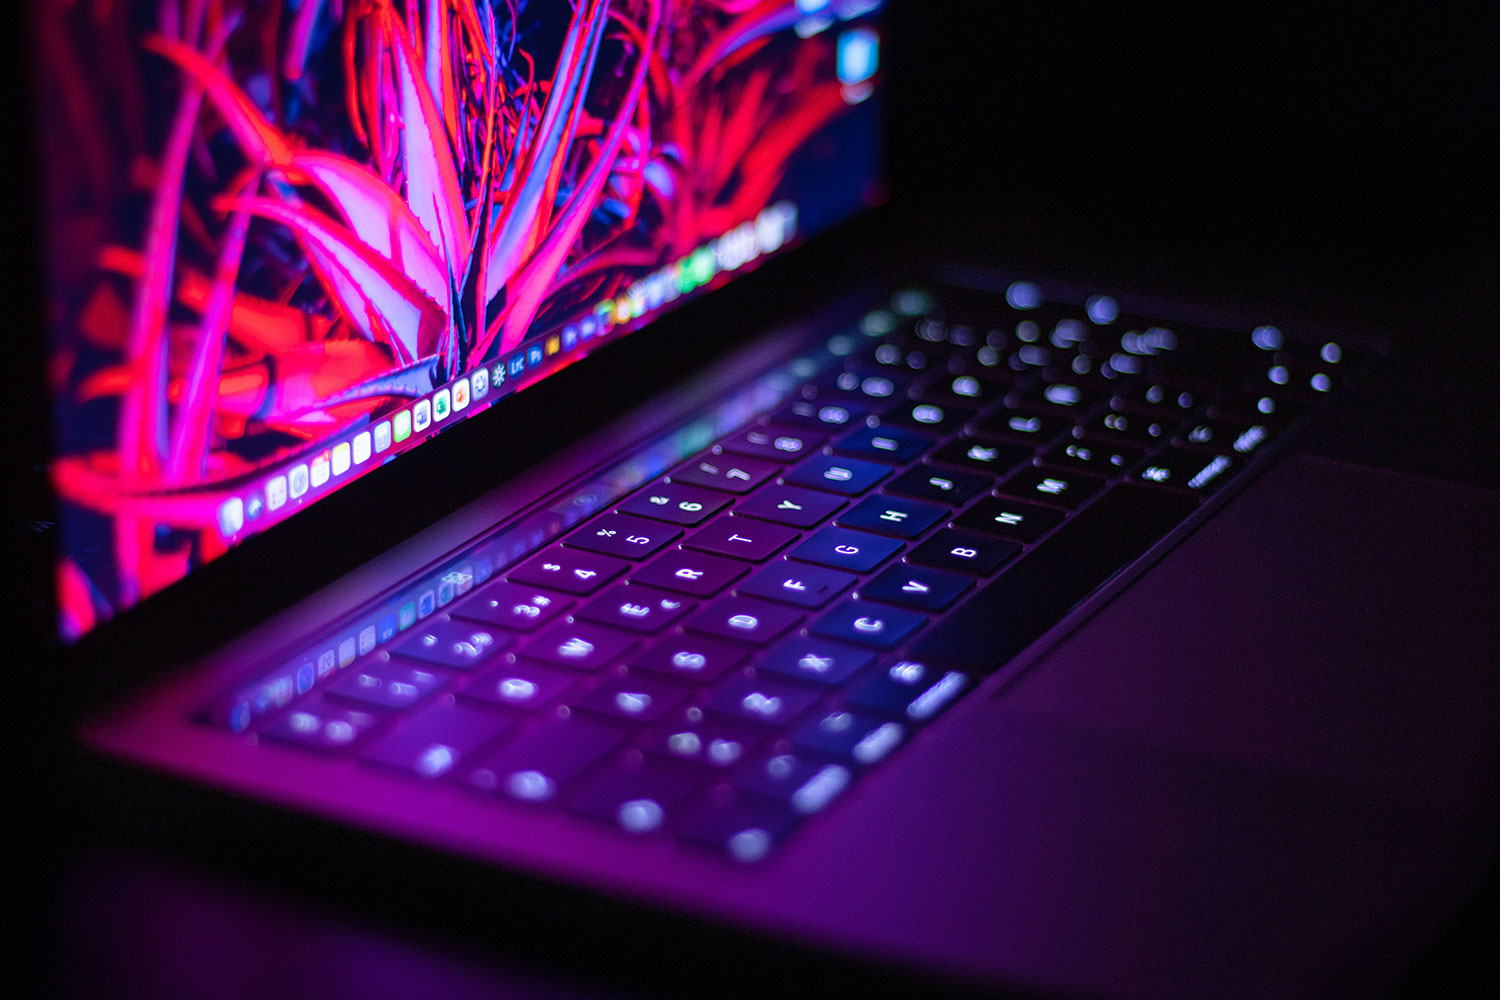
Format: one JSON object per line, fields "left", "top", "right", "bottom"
{"left": 889, "top": 1, "right": 1499, "bottom": 339}
{"left": 16, "top": 2, "right": 1500, "bottom": 997}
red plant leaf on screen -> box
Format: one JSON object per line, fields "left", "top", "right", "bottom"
{"left": 54, "top": 455, "right": 250, "bottom": 529}
{"left": 208, "top": 340, "right": 397, "bottom": 432}
{"left": 231, "top": 197, "right": 445, "bottom": 365}
{"left": 482, "top": 0, "right": 612, "bottom": 318}
{"left": 57, "top": 557, "right": 105, "bottom": 640}
{"left": 497, "top": 0, "right": 661, "bottom": 351}
{"left": 386, "top": 10, "right": 471, "bottom": 283}
{"left": 281, "top": 0, "right": 324, "bottom": 81}
{"left": 167, "top": 181, "right": 257, "bottom": 485}
{"left": 101, "top": 246, "right": 334, "bottom": 354}
{"left": 73, "top": 339, "right": 395, "bottom": 440}
{"left": 145, "top": 35, "right": 295, "bottom": 165}
{"left": 291, "top": 151, "right": 451, "bottom": 315}
{"left": 682, "top": 0, "right": 800, "bottom": 88}
{"left": 423, "top": 0, "right": 461, "bottom": 169}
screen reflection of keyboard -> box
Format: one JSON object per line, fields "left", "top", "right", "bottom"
{"left": 241, "top": 283, "right": 1344, "bottom": 863}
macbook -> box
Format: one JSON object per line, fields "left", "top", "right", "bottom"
{"left": 28, "top": 2, "right": 1499, "bottom": 997}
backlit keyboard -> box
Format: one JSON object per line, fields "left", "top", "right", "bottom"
{"left": 211, "top": 282, "right": 1346, "bottom": 863}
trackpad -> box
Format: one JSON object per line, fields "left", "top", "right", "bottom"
{"left": 997, "top": 453, "right": 1500, "bottom": 815}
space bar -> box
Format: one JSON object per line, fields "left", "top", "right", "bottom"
{"left": 910, "top": 484, "right": 1200, "bottom": 672}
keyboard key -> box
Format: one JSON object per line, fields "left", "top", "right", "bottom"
{"left": 1132, "top": 449, "right": 1241, "bottom": 495}
{"left": 953, "top": 496, "right": 1066, "bottom": 543}
{"left": 821, "top": 367, "right": 914, "bottom": 401}
{"left": 453, "top": 581, "right": 570, "bottom": 632}
{"left": 1176, "top": 418, "right": 1273, "bottom": 455}
{"left": 327, "top": 659, "right": 447, "bottom": 710}
{"left": 880, "top": 399, "right": 976, "bottom": 433}
{"left": 845, "top": 661, "right": 970, "bottom": 722}
{"left": 509, "top": 546, "right": 628, "bottom": 595}
{"left": 359, "top": 700, "right": 516, "bottom": 779}
{"left": 734, "top": 484, "right": 846, "bottom": 527}
{"left": 998, "top": 467, "right": 1104, "bottom": 510}
{"left": 908, "top": 529, "right": 1021, "bottom": 575}
{"left": 918, "top": 371, "right": 1011, "bottom": 406}
{"left": 972, "top": 408, "right": 1073, "bottom": 445}
{"left": 811, "top": 599, "right": 925, "bottom": 649}
{"left": 734, "top": 747, "right": 847, "bottom": 803}
{"left": 515, "top": 621, "right": 637, "bottom": 671}
{"left": 830, "top": 424, "right": 935, "bottom": 464}
{"left": 260, "top": 695, "right": 384, "bottom": 753}
{"left": 1013, "top": 379, "right": 1101, "bottom": 413}
{"left": 860, "top": 564, "right": 972, "bottom": 611}
{"left": 669, "top": 453, "right": 779, "bottom": 493}
{"left": 461, "top": 660, "right": 580, "bottom": 711}
{"left": 835, "top": 494, "right": 947, "bottom": 538}
{"left": 684, "top": 515, "right": 799, "bottom": 561}
{"left": 1077, "top": 409, "right": 1175, "bottom": 447}
{"left": 791, "top": 707, "right": 905, "bottom": 765}
{"left": 885, "top": 464, "right": 992, "bottom": 505}
{"left": 1210, "top": 391, "right": 1302, "bottom": 426}
{"left": 466, "top": 714, "right": 630, "bottom": 803}
{"left": 911, "top": 484, "right": 1200, "bottom": 672}
{"left": 647, "top": 710, "right": 766, "bottom": 770}
{"left": 766, "top": 397, "right": 868, "bottom": 430}
{"left": 684, "top": 595, "right": 802, "bottom": 645}
{"left": 1112, "top": 380, "right": 1201, "bottom": 418}
{"left": 575, "top": 584, "right": 693, "bottom": 633}
{"left": 738, "top": 561, "right": 855, "bottom": 608}
{"left": 787, "top": 525, "right": 904, "bottom": 572}
{"left": 705, "top": 674, "right": 823, "bottom": 727}
{"left": 756, "top": 636, "right": 874, "bottom": 686}
{"left": 575, "top": 672, "right": 695, "bottom": 724}
{"left": 783, "top": 453, "right": 890, "bottom": 496}
{"left": 673, "top": 792, "right": 799, "bottom": 863}
{"left": 631, "top": 633, "right": 749, "bottom": 682}
{"left": 617, "top": 481, "right": 731, "bottom": 525}
{"left": 565, "top": 512, "right": 681, "bottom": 559}
{"left": 632, "top": 548, "right": 747, "bottom": 596}
{"left": 871, "top": 341, "right": 930, "bottom": 372}
{"left": 719, "top": 425, "right": 824, "bottom": 462}
{"left": 567, "top": 761, "right": 705, "bottom": 834}
{"left": 929, "top": 438, "right": 1032, "bottom": 476}
{"left": 390, "top": 615, "right": 511, "bottom": 669}
{"left": 786, "top": 762, "right": 855, "bottom": 816}
{"left": 1040, "top": 439, "right": 1145, "bottom": 477}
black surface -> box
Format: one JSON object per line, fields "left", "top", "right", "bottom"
{"left": 21, "top": 2, "right": 1500, "bottom": 998}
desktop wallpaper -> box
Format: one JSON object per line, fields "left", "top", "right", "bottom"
{"left": 40, "top": 0, "right": 883, "bottom": 639}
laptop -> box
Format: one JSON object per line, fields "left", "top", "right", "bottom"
{"left": 25, "top": 2, "right": 1499, "bottom": 997}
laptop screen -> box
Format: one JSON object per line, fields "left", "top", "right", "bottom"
{"left": 40, "top": 0, "right": 885, "bottom": 641}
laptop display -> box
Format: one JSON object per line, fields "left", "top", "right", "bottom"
{"left": 40, "top": 0, "right": 885, "bottom": 641}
